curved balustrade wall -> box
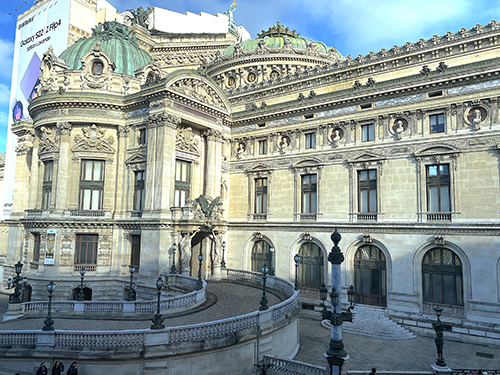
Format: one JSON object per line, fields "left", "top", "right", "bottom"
{"left": 20, "top": 274, "right": 205, "bottom": 316}
{"left": 0, "top": 270, "right": 300, "bottom": 375}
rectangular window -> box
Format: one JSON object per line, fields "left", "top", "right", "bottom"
{"left": 134, "top": 171, "right": 145, "bottom": 211}
{"left": 42, "top": 161, "right": 53, "bottom": 209}
{"left": 254, "top": 178, "right": 268, "bottom": 214}
{"left": 305, "top": 133, "right": 316, "bottom": 149}
{"left": 75, "top": 234, "right": 98, "bottom": 265}
{"left": 139, "top": 128, "right": 147, "bottom": 145}
{"left": 130, "top": 235, "right": 141, "bottom": 269}
{"left": 258, "top": 140, "right": 267, "bottom": 155}
{"left": 430, "top": 114, "right": 445, "bottom": 133}
{"left": 79, "top": 160, "right": 104, "bottom": 210}
{"left": 358, "top": 170, "right": 377, "bottom": 213}
{"left": 301, "top": 174, "right": 317, "bottom": 213}
{"left": 426, "top": 164, "right": 450, "bottom": 212}
{"left": 174, "top": 160, "right": 191, "bottom": 207}
{"left": 33, "top": 233, "right": 40, "bottom": 263}
{"left": 362, "top": 124, "right": 374, "bottom": 142}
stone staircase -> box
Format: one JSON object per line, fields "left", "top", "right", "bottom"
{"left": 321, "top": 304, "right": 416, "bottom": 340}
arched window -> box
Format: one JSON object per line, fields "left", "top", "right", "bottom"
{"left": 354, "top": 245, "right": 387, "bottom": 307}
{"left": 422, "top": 248, "right": 463, "bottom": 306}
{"left": 298, "top": 242, "right": 323, "bottom": 289}
{"left": 251, "top": 240, "right": 274, "bottom": 274}
{"left": 92, "top": 61, "right": 104, "bottom": 76}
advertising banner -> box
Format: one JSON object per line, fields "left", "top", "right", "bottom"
{"left": 3, "top": 0, "right": 71, "bottom": 218}
{"left": 45, "top": 228, "right": 57, "bottom": 265}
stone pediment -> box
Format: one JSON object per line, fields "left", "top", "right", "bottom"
{"left": 125, "top": 151, "right": 147, "bottom": 165}
{"left": 245, "top": 163, "right": 273, "bottom": 176}
{"left": 348, "top": 151, "right": 385, "bottom": 163}
{"left": 166, "top": 73, "right": 229, "bottom": 113}
{"left": 414, "top": 144, "right": 459, "bottom": 157}
{"left": 292, "top": 158, "right": 323, "bottom": 168}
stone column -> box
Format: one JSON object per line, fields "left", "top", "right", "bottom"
{"left": 114, "top": 125, "right": 129, "bottom": 217}
{"left": 144, "top": 112, "right": 180, "bottom": 218}
{"left": 203, "top": 129, "right": 224, "bottom": 198}
{"left": 11, "top": 121, "right": 35, "bottom": 218}
{"left": 27, "top": 138, "right": 40, "bottom": 209}
{"left": 54, "top": 122, "right": 72, "bottom": 214}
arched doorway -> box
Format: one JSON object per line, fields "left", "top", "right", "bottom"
{"left": 298, "top": 242, "right": 323, "bottom": 289}
{"left": 354, "top": 245, "right": 387, "bottom": 307}
{"left": 422, "top": 247, "right": 463, "bottom": 306}
{"left": 251, "top": 240, "right": 274, "bottom": 274}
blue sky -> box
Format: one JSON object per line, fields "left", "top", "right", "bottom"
{"left": 1, "top": 0, "right": 500, "bottom": 153}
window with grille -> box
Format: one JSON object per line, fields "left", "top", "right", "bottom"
{"left": 42, "top": 160, "right": 53, "bottom": 209}
{"left": 423, "top": 248, "right": 463, "bottom": 306}
{"left": 426, "top": 164, "right": 450, "bottom": 212}
{"left": 174, "top": 160, "right": 191, "bottom": 207}
{"left": 358, "top": 170, "right": 377, "bottom": 213}
{"left": 134, "top": 171, "right": 145, "bottom": 211}
{"left": 79, "top": 160, "right": 104, "bottom": 210}
{"left": 75, "top": 234, "right": 98, "bottom": 265}
{"left": 305, "top": 133, "right": 316, "bottom": 149}
{"left": 362, "top": 124, "right": 374, "bottom": 142}
{"left": 130, "top": 235, "right": 141, "bottom": 269}
{"left": 301, "top": 174, "right": 317, "bottom": 213}
{"left": 430, "top": 114, "right": 445, "bottom": 133}
{"left": 258, "top": 140, "right": 267, "bottom": 155}
{"left": 254, "top": 178, "right": 268, "bottom": 214}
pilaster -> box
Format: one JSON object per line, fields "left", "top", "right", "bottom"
{"left": 11, "top": 121, "right": 34, "bottom": 218}
{"left": 144, "top": 112, "right": 180, "bottom": 218}
{"left": 203, "top": 129, "right": 224, "bottom": 198}
{"left": 55, "top": 122, "right": 72, "bottom": 213}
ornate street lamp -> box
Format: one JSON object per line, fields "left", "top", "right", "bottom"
{"left": 293, "top": 254, "right": 299, "bottom": 291}
{"left": 321, "top": 229, "right": 355, "bottom": 375}
{"left": 221, "top": 241, "right": 226, "bottom": 268}
{"left": 170, "top": 243, "right": 178, "bottom": 274}
{"left": 151, "top": 276, "right": 165, "bottom": 329}
{"left": 126, "top": 265, "right": 136, "bottom": 302}
{"left": 268, "top": 247, "right": 275, "bottom": 276}
{"left": 42, "top": 280, "right": 56, "bottom": 331}
{"left": 259, "top": 264, "right": 269, "bottom": 311}
{"left": 196, "top": 252, "right": 204, "bottom": 290}
{"left": 433, "top": 306, "right": 446, "bottom": 367}
{"left": 9, "top": 261, "right": 24, "bottom": 304}
{"left": 320, "top": 283, "right": 328, "bottom": 319}
{"left": 77, "top": 268, "right": 86, "bottom": 301}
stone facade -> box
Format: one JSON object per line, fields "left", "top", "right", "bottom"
{"left": 3, "top": 5, "right": 500, "bottom": 343}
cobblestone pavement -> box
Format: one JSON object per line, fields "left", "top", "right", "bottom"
{"left": 296, "top": 310, "right": 500, "bottom": 372}
{"left": 0, "top": 281, "right": 283, "bottom": 331}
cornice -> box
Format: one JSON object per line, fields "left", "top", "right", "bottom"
{"left": 221, "top": 22, "right": 500, "bottom": 101}
{"left": 226, "top": 221, "right": 500, "bottom": 237}
{"left": 229, "top": 57, "right": 500, "bottom": 127}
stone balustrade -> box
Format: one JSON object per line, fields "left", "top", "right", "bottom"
{"left": 263, "top": 355, "right": 328, "bottom": 375}
{"left": 0, "top": 270, "right": 299, "bottom": 357}
{"left": 19, "top": 274, "right": 206, "bottom": 316}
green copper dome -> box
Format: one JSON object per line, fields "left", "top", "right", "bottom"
{"left": 222, "top": 21, "right": 340, "bottom": 57}
{"left": 59, "top": 21, "right": 151, "bottom": 76}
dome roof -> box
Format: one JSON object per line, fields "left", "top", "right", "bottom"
{"left": 222, "top": 21, "right": 341, "bottom": 58}
{"left": 59, "top": 21, "right": 151, "bottom": 76}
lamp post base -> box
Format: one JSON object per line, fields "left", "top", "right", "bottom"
{"left": 430, "top": 363, "right": 452, "bottom": 375}
{"left": 150, "top": 314, "right": 165, "bottom": 330}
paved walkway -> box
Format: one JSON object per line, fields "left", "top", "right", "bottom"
{"left": 296, "top": 309, "right": 500, "bottom": 372}
{"left": 0, "top": 281, "right": 283, "bottom": 331}
{"left": 1, "top": 287, "right": 500, "bottom": 372}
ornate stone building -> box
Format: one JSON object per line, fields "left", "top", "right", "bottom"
{"left": 5, "top": 5, "right": 500, "bottom": 343}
